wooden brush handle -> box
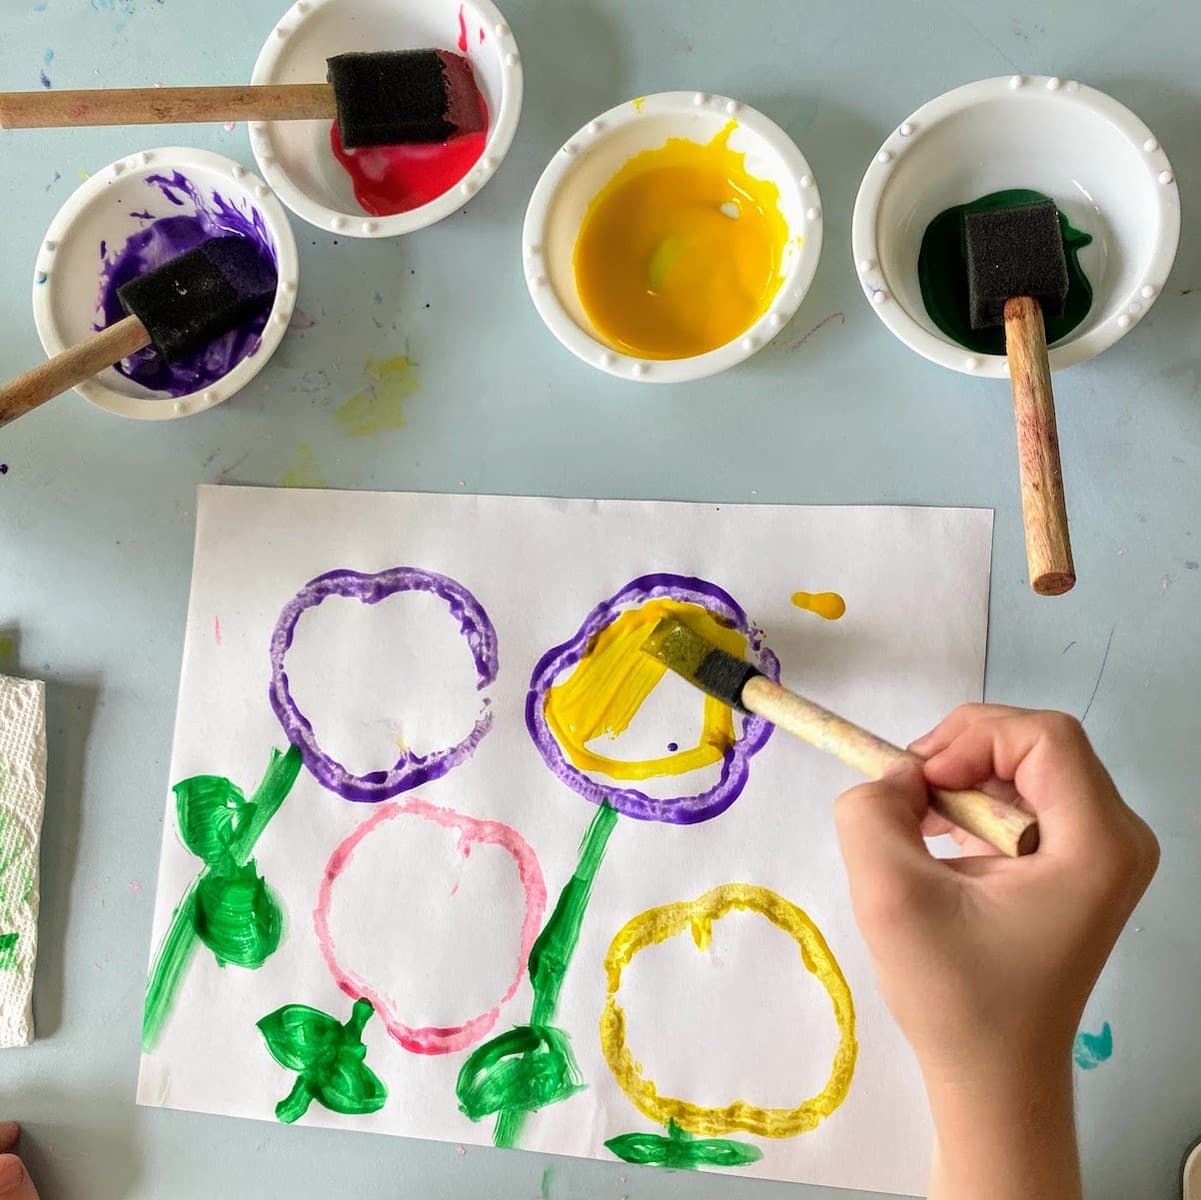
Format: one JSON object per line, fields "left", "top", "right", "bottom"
{"left": 0, "top": 316, "right": 151, "bottom": 428}
{"left": 741, "top": 676, "right": 1040, "bottom": 858}
{"left": 0, "top": 84, "right": 336, "bottom": 130}
{"left": 1004, "top": 296, "right": 1075, "bottom": 596}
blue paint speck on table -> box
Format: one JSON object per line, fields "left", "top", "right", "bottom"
{"left": 1073, "top": 1022, "right": 1114, "bottom": 1070}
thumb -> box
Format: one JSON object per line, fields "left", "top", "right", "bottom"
{"left": 834, "top": 760, "right": 936, "bottom": 890}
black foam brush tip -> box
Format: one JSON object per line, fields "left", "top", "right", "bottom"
{"left": 327, "top": 49, "right": 486, "bottom": 149}
{"left": 963, "top": 200, "right": 1069, "bottom": 329}
{"left": 117, "top": 236, "right": 277, "bottom": 362}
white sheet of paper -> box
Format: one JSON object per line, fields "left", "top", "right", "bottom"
{"left": 138, "top": 486, "right": 993, "bottom": 1196}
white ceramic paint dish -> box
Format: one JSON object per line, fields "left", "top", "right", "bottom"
{"left": 31, "top": 148, "right": 297, "bottom": 422}
{"left": 852, "top": 75, "right": 1180, "bottom": 377}
{"left": 250, "top": 0, "right": 522, "bottom": 238}
{"left": 523, "top": 92, "right": 823, "bottom": 384}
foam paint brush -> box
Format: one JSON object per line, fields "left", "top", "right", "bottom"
{"left": 642, "top": 616, "right": 1039, "bottom": 858}
{"left": 963, "top": 198, "right": 1075, "bottom": 596}
{"left": 0, "top": 236, "right": 276, "bottom": 428}
{"left": 0, "top": 50, "right": 486, "bottom": 149}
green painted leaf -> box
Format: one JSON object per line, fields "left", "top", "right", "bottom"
{"left": 174, "top": 775, "right": 249, "bottom": 869}
{"left": 456, "top": 1024, "right": 583, "bottom": 1121}
{"left": 257, "top": 1003, "right": 345, "bottom": 1072}
{"left": 310, "top": 1053, "right": 388, "bottom": 1117}
{"left": 194, "top": 862, "right": 282, "bottom": 968}
{"left": 605, "top": 1126, "right": 763, "bottom": 1170}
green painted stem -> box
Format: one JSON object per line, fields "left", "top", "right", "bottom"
{"left": 141, "top": 746, "right": 303, "bottom": 1053}
{"left": 275, "top": 1077, "right": 313, "bottom": 1124}
{"left": 141, "top": 878, "right": 202, "bottom": 1051}
{"left": 493, "top": 801, "right": 618, "bottom": 1148}
{"left": 231, "top": 745, "right": 304, "bottom": 866}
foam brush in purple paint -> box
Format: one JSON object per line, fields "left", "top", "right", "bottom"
{"left": 0, "top": 236, "right": 276, "bottom": 429}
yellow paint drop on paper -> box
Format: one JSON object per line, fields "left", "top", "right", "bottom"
{"left": 791, "top": 591, "right": 846, "bottom": 621}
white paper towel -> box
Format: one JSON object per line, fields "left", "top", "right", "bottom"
{"left": 0, "top": 674, "right": 47, "bottom": 1048}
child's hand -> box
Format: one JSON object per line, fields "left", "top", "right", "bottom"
{"left": 0, "top": 1123, "right": 40, "bottom": 1200}
{"left": 833, "top": 705, "right": 1158, "bottom": 1200}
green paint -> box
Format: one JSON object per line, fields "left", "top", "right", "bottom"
{"left": 0, "top": 932, "right": 19, "bottom": 971}
{"left": 918, "top": 189, "right": 1093, "bottom": 355}
{"left": 456, "top": 801, "right": 619, "bottom": 1148}
{"left": 456, "top": 1025, "right": 584, "bottom": 1122}
{"left": 1073, "top": 1021, "right": 1113, "bottom": 1070}
{"left": 333, "top": 355, "right": 420, "bottom": 437}
{"left": 606, "top": 1120, "right": 763, "bottom": 1170}
{"left": 259, "top": 996, "right": 387, "bottom": 1124}
{"left": 540, "top": 1165, "right": 554, "bottom": 1199}
{"left": 279, "top": 443, "right": 328, "bottom": 489}
{"left": 142, "top": 745, "right": 302, "bottom": 1052}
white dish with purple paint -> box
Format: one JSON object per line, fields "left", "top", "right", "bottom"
{"left": 31, "top": 148, "right": 298, "bottom": 422}
{"left": 249, "top": 0, "right": 523, "bottom": 238}
{"left": 852, "top": 76, "right": 1181, "bottom": 377}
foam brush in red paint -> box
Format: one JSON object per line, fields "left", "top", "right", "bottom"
{"left": 0, "top": 49, "right": 485, "bottom": 149}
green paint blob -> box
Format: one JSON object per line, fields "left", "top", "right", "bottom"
{"left": 457, "top": 801, "right": 618, "bottom": 1149}
{"left": 540, "top": 1165, "right": 554, "bottom": 1199}
{"left": 259, "top": 996, "right": 387, "bottom": 1124}
{"left": 0, "top": 932, "right": 19, "bottom": 972}
{"left": 606, "top": 1120, "right": 763, "bottom": 1170}
{"left": 918, "top": 189, "right": 1093, "bottom": 355}
{"left": 142, "top": 745, "right": 302, "bottom": 1052}
{"left": 457, "top": 1025, "right": 583, "bottom": 1121}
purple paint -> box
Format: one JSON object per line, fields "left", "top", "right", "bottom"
{"left": 269, "top": 567, "right": 498, "bottom": 803}
{"left": 525, "top": 574, "right": 779, "bottom": 825}
{"left": 95, "top": 172, "right": 277, "bottom": 398}
{"left": 0, "top": 464, "right": 8, "bottom": 476}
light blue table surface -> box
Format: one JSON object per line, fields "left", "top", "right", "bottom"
{"left": 2, "top": 1, "right": 1199, "bottom": 1197}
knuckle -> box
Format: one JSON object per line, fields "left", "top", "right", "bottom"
{"left": 1037, "top": 710, "right": 1087, "bottom": 746}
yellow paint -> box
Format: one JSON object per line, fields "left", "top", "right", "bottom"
{"left": 572, "top": 122, "right": 791, "bottom": 359}
{"left": 790, "top": 591, "right": 846, "bottom": 621}
{"left": 279, "top": 443, "right": 328, "bottom": 489}
{"left": 543, "top": 599, "right": 745, "bottom": 781}
{"left": 333, "top": 355, "right": 421, "bottom": 437}
{"left": 0, "top": 636, "right": 14, "bottom": 668}
{"left": 600, "top": 884, "right": 857, "bottom": 1138}
{"left": 631, "top": 96, "right": 647, "bottom": 112}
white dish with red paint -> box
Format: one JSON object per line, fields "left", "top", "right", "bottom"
{"left": 30, "top": 148, "right": 297, "bottom": 422}
{"left": 250, "top": 0, "right": 522, "bottom": 238}
{"left": 852, "top": 75, "right": 1180, "bottom": 377}
{"left": 522, "top": 92, "right": 822, "bottom": 384}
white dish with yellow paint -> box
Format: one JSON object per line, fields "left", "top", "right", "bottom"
{"left": 250, "top": 0, "right": 523, "bottom": 238}
{"left": 523, "top": 92, "right": 823, "bottom": 383}
{"left": 852, "top": 75, "right": 1180, "bottom": 378}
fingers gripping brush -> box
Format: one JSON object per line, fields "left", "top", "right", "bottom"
{"left": 964, "top": 199, "right": 1076, "bottom": 596}
{"left": 642, "top": 616, "right": 1040, "bottom": 858}
{"left": 0, "top": 236, "right": 276, "bottom": 428}
{"left": 0, "top": 51, "right": 486, "bottom": 148}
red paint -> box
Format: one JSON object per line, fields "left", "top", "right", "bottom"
{"left": 479, "top": 26, "right": 485, "bottom": 42}
{"left": 330, "top": 78, "right": 489, "bottom": 217}
{"left": 457, "top": 4, "right": 469, "bottom": 51}
{"left": 214, "top": 615, "right": 222, "bottom": 646}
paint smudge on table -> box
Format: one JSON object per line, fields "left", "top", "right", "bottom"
{"left": 791, "top": 590, "right": 846, "bottom": 620}
{"left": 333, "top": 356, "right": 421, "bottom": 436}
{"left": 1073, "top": 1022, "right": 1113, "bottom": 1070}
{"left": 573, "top": 122, "right": 790, "bottom": 359}
{"left": 289, "top": 308, "right": 318, "bottom": 331}
{"left": 213, "top": 616, "right": 222, "bottom": 646}
{"left": 39, "top": 49, "right": 53, "bottom": 89}
{"left": 540, "top": 1165, "right": 554, "bottom": 1198}
{"left": 918, "top": 189, "right": 1093, "bottom": 356}
{"left": 0, "top": 466, "right": 8, "bottom": 478}
{"left": 279, "top": 444, "right": 328, "bottom": 489}
{"left": 96, "top": 172, "right": 278, "bottom": 397}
